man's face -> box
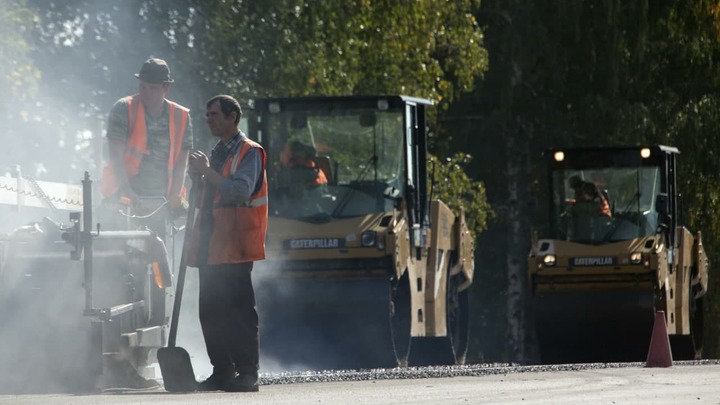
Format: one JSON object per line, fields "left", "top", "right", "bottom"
{"left": 138, "top": 81, "right": 169, "bottom": 108}
{"left": 205, "top": 100, "right": 236, "bottom": 137}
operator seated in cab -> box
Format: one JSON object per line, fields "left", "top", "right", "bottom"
{"left": 567, "top": 175, "right": 612, "bottom": 217}
{"left": 277, "top": 139, "right": 329, "bottom": 198}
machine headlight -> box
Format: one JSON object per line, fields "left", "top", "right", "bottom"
{"left": 630, "top": 252, "right": 642, "bottom": 264}
{"left": 543, "top": 255, "right": 556, "bottom": 266}
{"left": 361, "top": 231, "right": 376, "bottom": 247}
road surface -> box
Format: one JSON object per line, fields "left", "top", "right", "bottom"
{"left": 2, "top": 362, "right": 719, "bottom": 405}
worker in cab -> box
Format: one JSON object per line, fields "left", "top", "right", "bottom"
{"left": 568, "top": 175, "right": 612, "bottom": 217}
{"left": 277, "top": 140, "right": 328, "bottom": 197}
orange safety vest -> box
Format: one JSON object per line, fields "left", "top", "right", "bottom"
{"left": 188, "top": 138, "right": 269, "bottom": 266}
{"left": 599, "top": 195, "right": 612, "bottom": 217}
{"left": 314, "top": 163, "right": 328, "bottom": 186}
{"left": 288, "top": 159, "right": 328, "bottom": 187}
{"left": 101, "top": 95, "right": 189, "bottom": 197}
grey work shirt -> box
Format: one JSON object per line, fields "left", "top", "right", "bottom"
{"left": 106, "top": 96, "right": 194, "bottom": 196}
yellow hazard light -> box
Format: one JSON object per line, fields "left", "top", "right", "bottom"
{"left": 640, "top": 148, "right": 651, "bottom": 158}
{"left": 152, "top": 262, "right": 165, "bottom": 289}
{"left": 553, "top": 151, "right": 565, "bottom": 162}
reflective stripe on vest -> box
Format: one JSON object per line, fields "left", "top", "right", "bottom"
{"left": 213, "top": 195, "right": 268, "bottom": 209}
{"left": 243, "top": 195, "right": 268, "bottom": 208}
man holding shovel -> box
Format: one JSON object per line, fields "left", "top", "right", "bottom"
{"left": 187, "top": 94, "right": 268, "bottom": 392}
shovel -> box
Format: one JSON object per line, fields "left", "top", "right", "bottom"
{"left": 158, "top": 182, "right": 199, "bottom": 392}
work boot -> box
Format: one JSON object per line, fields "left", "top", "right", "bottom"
{"left": 196, "top": 370, "right": 234, "bottom": 392}
{"left": 222, "top": 373, "right": 259, "bottom": 392}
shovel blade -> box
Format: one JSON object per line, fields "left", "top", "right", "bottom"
{"left": 157, "top": 347, "right": 198, "bottom": 392}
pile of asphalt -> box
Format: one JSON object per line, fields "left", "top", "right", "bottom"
{"left": 258, "top": 359, "right": 720, "bottom": 386}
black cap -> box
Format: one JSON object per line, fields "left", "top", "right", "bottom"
{"left": 134, "top": 58, "right": 174, "bottom": 84}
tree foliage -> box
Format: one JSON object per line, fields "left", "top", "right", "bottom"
{"left": 0, "top": 0, "right": 39, "bottom": 108}
{"left": 0, "top": 0, "right": 42, "bottom": 175}
{"left": 169, "top": 0, "right": 487, "bottom": 106}
{"left": 429, "top": 153, "right": 491, "bottom": 237}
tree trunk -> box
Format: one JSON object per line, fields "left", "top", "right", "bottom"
{"left": 505, "top": 117, "right": 532, "bottom": 363}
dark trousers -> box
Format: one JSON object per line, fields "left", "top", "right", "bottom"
{"left": 198, "top": 262, "right": 259, "bottom": 377}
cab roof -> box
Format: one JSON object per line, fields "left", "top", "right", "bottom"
{"left": 252, "top": 95, "right": 433, "bottom": 107}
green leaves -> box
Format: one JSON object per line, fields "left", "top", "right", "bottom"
{"left": 189, "top": 0, "right": 487, "bottom": 105}
{"left": 0, "top": 0, "right": 40, "bottom": 107}
{"left": 428, "top": 152, "right": 492, "bottom": 238}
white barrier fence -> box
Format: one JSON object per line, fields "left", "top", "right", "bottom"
{"left": 0, "top": 175, "right": 83, "bottom": 211}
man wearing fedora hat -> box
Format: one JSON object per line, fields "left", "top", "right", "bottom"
{"left": 97, "top": 58, "right": 194, "bottom": 389}
{"left": 101, "top": 57, "right": 193, "bottom": 211}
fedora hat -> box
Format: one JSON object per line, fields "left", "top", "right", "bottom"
{"left": 135, "top": 58, "right": 174, "bottom": 84}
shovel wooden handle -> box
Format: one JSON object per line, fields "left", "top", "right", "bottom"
{"left": 167, "top": 179, "right": 199, "bottom": 348}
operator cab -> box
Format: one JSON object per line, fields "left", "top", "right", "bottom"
{"left": 249, "top": 96, "right": 432, "bottom": 230}
{"left": 545, "top": 145, "right": 679, "bottom": 245}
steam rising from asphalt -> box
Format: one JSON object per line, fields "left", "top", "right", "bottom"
{"left": 0, "top": 218, "right": 95, "bottom": 394}
{"left": 176, "top": 265, "right": 318, "bottom": 380}
{"left": 0, "top": 215, "right": 313, "bottom": 395}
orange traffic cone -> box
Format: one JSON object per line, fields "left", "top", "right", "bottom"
{"left": 645, "top": 311, "right": 673, "bottom": 367}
